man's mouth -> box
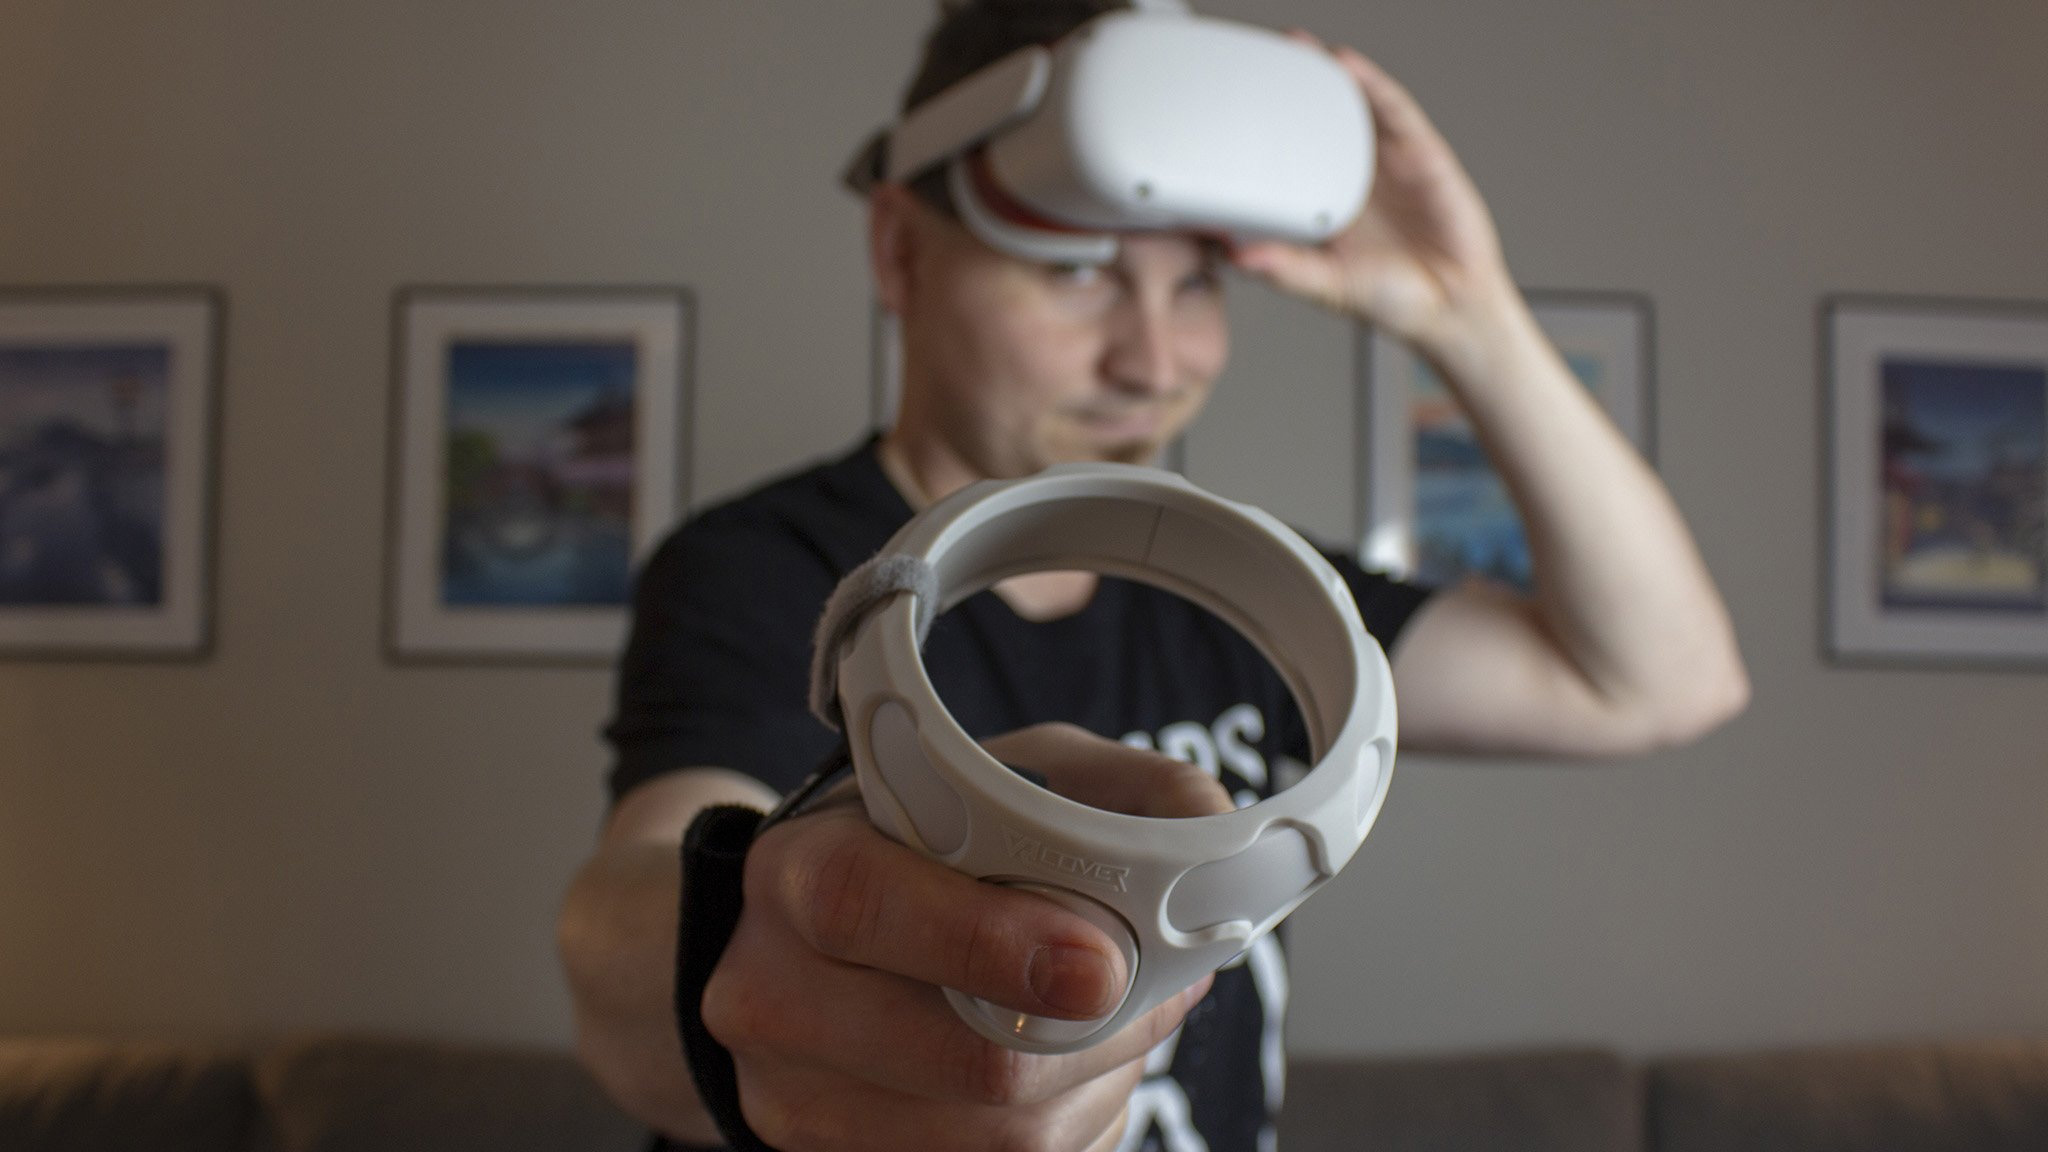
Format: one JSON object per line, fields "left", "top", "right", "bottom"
{"left": 1071, "top": 402, "right": 1177, "bottom": 440}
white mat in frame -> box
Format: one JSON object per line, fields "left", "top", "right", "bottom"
{"left": 0, "top": 287, "right": 222, "bottom": 658}
{"left": 1826, "top": 295, "right": 2048, "bottom": 667}
{"left": 388, "top": 287, "right": 693, "bottom": 662}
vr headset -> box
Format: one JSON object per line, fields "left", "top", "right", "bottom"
{"left": 846, "top": 2, "right": 1374, "bottom": 265}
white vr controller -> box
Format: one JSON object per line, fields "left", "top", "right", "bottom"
{"left": 858, "top": 3, "right": 1375, "bottom": 265}
{"left": 811, "top": 464, "right": 1398, "bottom": 1054}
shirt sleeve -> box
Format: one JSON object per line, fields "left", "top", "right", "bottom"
{"left": 603, "top": 507, "right": 842, "bottom": 805}
{"left": 1324, "top": 548, "right": 1437, "bottom": 652}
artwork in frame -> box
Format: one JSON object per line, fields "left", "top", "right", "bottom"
{"left": 1358, "top": 290, "right": 1654, "bottom": 590}
{"left": 1826, "top": 296, "right": 2048, "bottom": 667}
{"left": 388, "top": 287, "right": 693, "bottom": 663}
{"left": 0, "top": 287, "right": 222, "bottom": 659}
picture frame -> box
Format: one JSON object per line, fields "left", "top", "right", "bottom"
{"left": 1358, "top": 290, "right": 1654, "bottom": 589}
{"left": 387, "top": 287, "right": 693, "bottom": 663}
{"left": 0, "top": 287, "right": 223, "bottom": 659}
{"left": 1825, "top": 295, "right": 2048, "bottom": 667}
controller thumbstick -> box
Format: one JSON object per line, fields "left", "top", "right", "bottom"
{"left": 946, "top": 882, "right": 1139, "bottom": 1050}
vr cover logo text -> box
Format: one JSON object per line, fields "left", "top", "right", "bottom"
{"left": 1003, "top": 828, "right": 1129, "bottom": 892}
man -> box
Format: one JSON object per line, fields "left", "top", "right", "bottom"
{"left": 559, "top": 3, "right": 1750, "bottom": 1150}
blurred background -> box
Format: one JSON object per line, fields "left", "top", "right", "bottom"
{"left": 1, "top": 0, "right": 2043, "bottom": 1060}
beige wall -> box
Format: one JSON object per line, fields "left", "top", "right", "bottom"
{"left": 2, "top": 0, "right": 2044, "bottom": 1057}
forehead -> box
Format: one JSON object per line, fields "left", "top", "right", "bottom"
{"left": 1117, "top": 232, "right": 1226, "bottom": 270}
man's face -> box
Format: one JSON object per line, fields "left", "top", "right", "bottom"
{"left": 886, "top": 195, "right": 1230, "bottom": 479}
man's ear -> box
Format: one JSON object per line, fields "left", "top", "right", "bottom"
{"left": 868, "top": 183, "right": 921, "bottom": 317}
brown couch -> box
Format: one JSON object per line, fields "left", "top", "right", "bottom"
{"left": 4, "top": 1033, "right": 2047, "bottom": 1151}
{"left": 0, "top": 1035, "right": 644, "bottom": 1152}
{"left": 1285, "top": 1042, "right": 2048, "bottom": 1152}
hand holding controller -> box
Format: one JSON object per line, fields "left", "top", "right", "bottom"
{"left": 811, "top": 463, "right": 1399, "bottom": 1053}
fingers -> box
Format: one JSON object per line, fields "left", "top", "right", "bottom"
{"left": 1279, "top": 28, "right": 1449, "bottom": 154}
{"left": 1226, "top": 237, "right": 1348, "bottom": 305}
{"left": 749, "top": 807, "right": 1128, "bottom": 1019}
{"left": 708, "top": 726, "right": 1234, "bottom": 1145}
{"left": 714, "top": 738, "right": 1222, "bottom": 1115}
{"left": 1330, "top": 46, "right": 1445, "bottom": 151}
{"left": 983, "top": 723, "right": 1236, "bottom": 819}
{"left": 712, "top": 933, "right": 1211, "bottom": 1108}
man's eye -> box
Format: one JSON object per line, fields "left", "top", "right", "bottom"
{"left": 1047, "top": 262, "right": 1105, "bottom": 288}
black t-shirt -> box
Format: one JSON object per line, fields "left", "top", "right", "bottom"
{"left": 609, "top": 437, "right": 1432, "bottom": 1152}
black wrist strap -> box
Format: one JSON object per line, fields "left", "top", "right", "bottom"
{"left": 676, "top": 803, "right": 774, "bottom": 1152}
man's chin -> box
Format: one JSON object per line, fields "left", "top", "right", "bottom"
{"left": 1101, "top": 439, "right": 1163, "bottom": 467}
{"left": 1041, "top": 437, "right": 1166, "bottom": 470}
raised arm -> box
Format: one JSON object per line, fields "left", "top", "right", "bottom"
{"left": 1233, "top": 44, "right": 1748, "bottom": 757}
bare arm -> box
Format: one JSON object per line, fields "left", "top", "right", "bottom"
{"left": 1234, "top": 45, "right": 1748, "bottom": 757}
{"left": 1387, "top": 297, "right": 1748, "bottom": 756}
{"left": 558, "top": 768, "right": 777, "bottom": 1144}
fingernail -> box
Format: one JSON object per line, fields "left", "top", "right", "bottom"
{"left": 1029, "top": 945, "right": 1114, "bottom": 1016}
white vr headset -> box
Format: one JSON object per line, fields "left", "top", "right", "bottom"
{"left": 849, "top": 1, "right": 1375, "bottom": 265}
{"left": 810, "top": 464, "right": 1398, "bottom": 1054}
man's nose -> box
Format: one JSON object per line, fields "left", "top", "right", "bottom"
{"left": 1103, "top": 299, "right": 1177, "bottom": 396}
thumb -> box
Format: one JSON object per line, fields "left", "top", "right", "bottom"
{"left": 1228, "top": 240, "right": 1350, "bottom": 314}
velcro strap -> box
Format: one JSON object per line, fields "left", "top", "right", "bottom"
{"left": 806, "top": 552, "right": 939, "bottom": 731}
{"left": 676, "top": 804, "right": 774, "bottom": 1152}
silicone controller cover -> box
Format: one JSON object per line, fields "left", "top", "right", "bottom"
{"left": 831, "top": 462, "right": 1397, "bottom": 1054}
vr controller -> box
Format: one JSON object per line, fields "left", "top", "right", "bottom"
{"left": 851, "top": 4, "right": 1375, "bottom": 265}
{"left": 811, "top": 465, "right": 1398, "bottom": 1054}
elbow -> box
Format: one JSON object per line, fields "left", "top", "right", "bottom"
{"left": 1711, "top": 655, "right": 1753, "bottom": 729}
{"left": 1570, "top": 633, "right": 1751, "bottom": 759}
{"left": 1635, "top": 647, "right": 1751, "bottom": 753}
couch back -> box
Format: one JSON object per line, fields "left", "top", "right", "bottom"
{"left": 0, "top": 1035, "right": 643, "bottom": 1152}
{"left": 1282, "top": 1048, "right": 1640, "bottom": 1152}
{"left": 1648, "top": 1042, "right": 2048, "bottom": 1152}
{"left": 0, "top": 1038, "right": 257, "bottom": 1152}
{"left": 6, "top": 1034, "right": 2048, "bottom": 1151}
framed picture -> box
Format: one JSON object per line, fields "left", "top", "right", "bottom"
{"left": 1826, "top": 296, "right": 2048, "bottom": 667}
{"left": 1359, "top": 290, "right": 1654, "bottom": 589}
{"left": 0, "top": 287, "right": 222, "bottom": 659}
{"left": 388, "top": 287, "right": 693, "bottom": 663}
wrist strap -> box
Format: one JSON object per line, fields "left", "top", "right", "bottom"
{"left": 676, "top": 803, "right": 774, "bottom": 1152}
